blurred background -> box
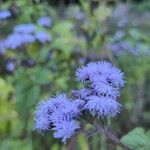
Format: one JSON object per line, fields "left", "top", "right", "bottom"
{"left": 0, "top": 0, "right": 150, "bottom": 150}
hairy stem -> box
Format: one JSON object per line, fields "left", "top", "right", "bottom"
{"left": 95, "top": 124, "right": 132, "bottom": 150}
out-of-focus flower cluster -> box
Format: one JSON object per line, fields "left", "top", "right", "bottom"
{"left": 0, "top": 10, "right": 11, "bottom": 20}
{"left": 34, "top": 61, "right": 125, "bottom": 143}
{"left": 37, "top": 16, "right": 52, "bottom": 27}
{"left": 0, "top": 16, "right": 51, "bottom": 53}
{"left": 105, "top": 17, "right": 150, "bottom": 56}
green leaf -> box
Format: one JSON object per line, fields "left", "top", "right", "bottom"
{"left": 117, "top": 128, "right": 150, "bottom": 150}
{"left": 0, "top": 78, "right": 13, "bottom": 101}
{"left": 0, "top": 139, "right": 32, "bottom": 150}
{"left": 52, "top": 21, "right": 73, "bottom": 36}
{"left": 27, "top": 85, "right": 40, "bottom": 107}
{"left": 28, "top": 67, "right": 50, "bottom": 85}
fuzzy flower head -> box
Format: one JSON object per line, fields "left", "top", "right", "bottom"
{"left": 84, "top": 96, "right": 121, "bottom": 117}
{"left": 34, "top": 61, "right": 125, "bottom": 143}
{"left": 0, "top": 40, "right": 6, "bottom": 54}
{"left": 5, "top": 61, "right": 15, "bottom": 72}
{"left": 0, "top": 10, "right": 11, "bottom": 19}
{"left": 106, "top": 41, "right": 137, "bottom": 56}
{"left": 35, "top": 31, "right": 51, "bottom": 43}
{"left": 52, "top": 120, "right": 80, "bottom": 143}
{"left": 5, "top": 33, "right": 35, "bottom": 49}
{"left": 75, "top": 61, "right": 125, "bottom": 117}
{"left": 13, "top": 24, "right": 36, "bottom": 34}
{"left": 76, "top": 61, "right": 125, "bottom": 88}
{"left": 76, "top": 62, "right": 125, "bottom": 98}
{"left": 5, "top": 33, "right": 23, "bottom": 49}
{"left": 37, "top": 16, "right": 52, "bottom": 27}
{"left": 34, "top": 94, "right": 80, "bottom": 135}
{"left": 34, "top": 100, "right": 52, "bottom": 132}
{"left": 72, "top": 88, "right": 91, "bottom": 100}
{"left": 48, "top": 94, "right": 80, "bottom": 123}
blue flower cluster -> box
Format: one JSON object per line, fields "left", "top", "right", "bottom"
{"left": 1, "top": 16, "right": 52, "bottom": 51}
{"left": 75, "top": 61, "right": 124, "bottom": 117}
{"left": 0, "top": 40, "right": 6, "bottom": 54}
{"left": 0, "top": 10, "right": 11, "bottom": 20}
{"left": 35, "top": 31, "right": 51, "bottom": 43}
{"left": 106, "top": 41, "right": 141, "bottom": 56}
{"left": 37, "top": 16, "right": 52, "bottom": 27}
{"left": 34, "top": 61, "right": 125, "bottom": 143}
{"left": 34, "top": 94, "right": 80, "bottom": 143}
{"left": 13, "top": 24, "right": 36, "bottom": 33}
{"left": 6, "top": 32, "right": 35, "bottom": 49}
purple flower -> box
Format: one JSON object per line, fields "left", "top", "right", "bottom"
{"left": 0, "top": 40, "right": 6, "bottom": 54}
{"left": 35, "top": 31, "right": 51, "bottom": 43}
{"left": 90, "top": 76, "right": 120, "bottom": 99}
{"left": 13, "top": 24, "right": 36, "bottom": 34}
{"left": 84, "top": 96, "right": 121, "bottom": 117}
{"left": 66, "top": 6, "right": 85, "bottom": 21}
{"left": 34, "top": 61, "right": 125, "bottom": 142}
{"left": 21, "top": 33, "right": 35, "bottom": 43}
{"left": 117, "top": 17, "right": 128, "bottom": 28}
{"left": 106, "top": 41, "right": 138, "bottom": 55}
{"left": 72, "top": 99, "right": 85, "bottom": 110}
{"left": 5, "top": 33, "right": 35, "bottom": 49}
{"left": 37, "top": 16, "right": 52, "bottom": 27}
{"left": 52, "top": 120, "right": 80, "bottom": 143}
{"left": 76, "top": 61, "right": 125, "bottom": 88}
{"left": 48, "top": 94, "right": 80, "bottom": 123}
{"left": 0, "top": 10, "right": 11, "bottom": 19}
{"left": 72, "top": 88, "right": 91, "bottom": 100}
{"left": 75, "top": 61, "right": 125, "bottom": 117}
{"left": 5, "top": 33, "right": 23, "bottom": 49}
{"left": 34, "top": 100, "right": 52, "bottom": 132}
{"left": 113, "top": 30, "right": 125, "bottom": 41}
{"left": 6, "top": 62, "right": 15, "bottom": 72}
{"left": 34, "top": 94, "right": 80, "bottom": 136}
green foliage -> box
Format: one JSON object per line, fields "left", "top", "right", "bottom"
{"left": 117, "top": 128, "right": 150, "bottom": 150}
{"left": 0, "top": 0, "right": 150, "bottom": 149}
{"left": 0, "top": 139, "right": 32, "bottom": 150}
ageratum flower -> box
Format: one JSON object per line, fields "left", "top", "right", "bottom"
{"left": 117, "top": 17, "right": 128, "bottom": 28}
{"left": 76, "top": 61, "right": 125, "bottom": 117}
{"left": 106, "top": 41, "right": 137, "bottom": 55}
{"left": 34, "top": 61, "right": 125, "bottom": 143}
{"left": 113, "top": 30, "right": 125, "bottom": 41}
{"left": 35, "top": 31, "right": 51, "bottom": 43}
{"left": 5, "top": 33, "right": 35, "bottom": 49}
{"left": 34, "top": 100, "right": 51, "bottom": 132}
{"left": 34, "top": 94, "right": 81, "bottom": 142}
{"left": 5, "top": 61, "right": 15, "bottom": 72}
{"left": 72, "top": 99, "right": 85, "bottom": 110}
{"left": 84, "top": 96, "right": 121, "bottom": 117}
{"left": 37, "top": 16, "right": 52, "bottom": 27}
{"left": 76, "top": 61, "right": 125, "bottom": 88}
{"left": 0, "top": 40, "right": 6, "bottom": 54}
{"left": 49, "top": 101, "right": 80, "bottom": 123}
{"left": 13, "top": 24, "right": 36, "bottom": 34}
{"left": 52, "top": 120, "right": 80, "bottom": 143}
{"left": 21, "top": 33, "right": 35, "bottom": 43}
{"left": 0, "top": 10, "right": 11, "bottom": 19}
{"left": 72, "top": 88, "right": 91, "bottom": 100}
{"left": 90, "top": 75, "right": 120, "bottom": 99}
{"left": 5, "top": 33, "right": 22, "bottom": 49}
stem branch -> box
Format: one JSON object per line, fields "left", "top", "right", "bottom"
{"left": 95, "top": 124, "right": 132, "bottom": 150}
